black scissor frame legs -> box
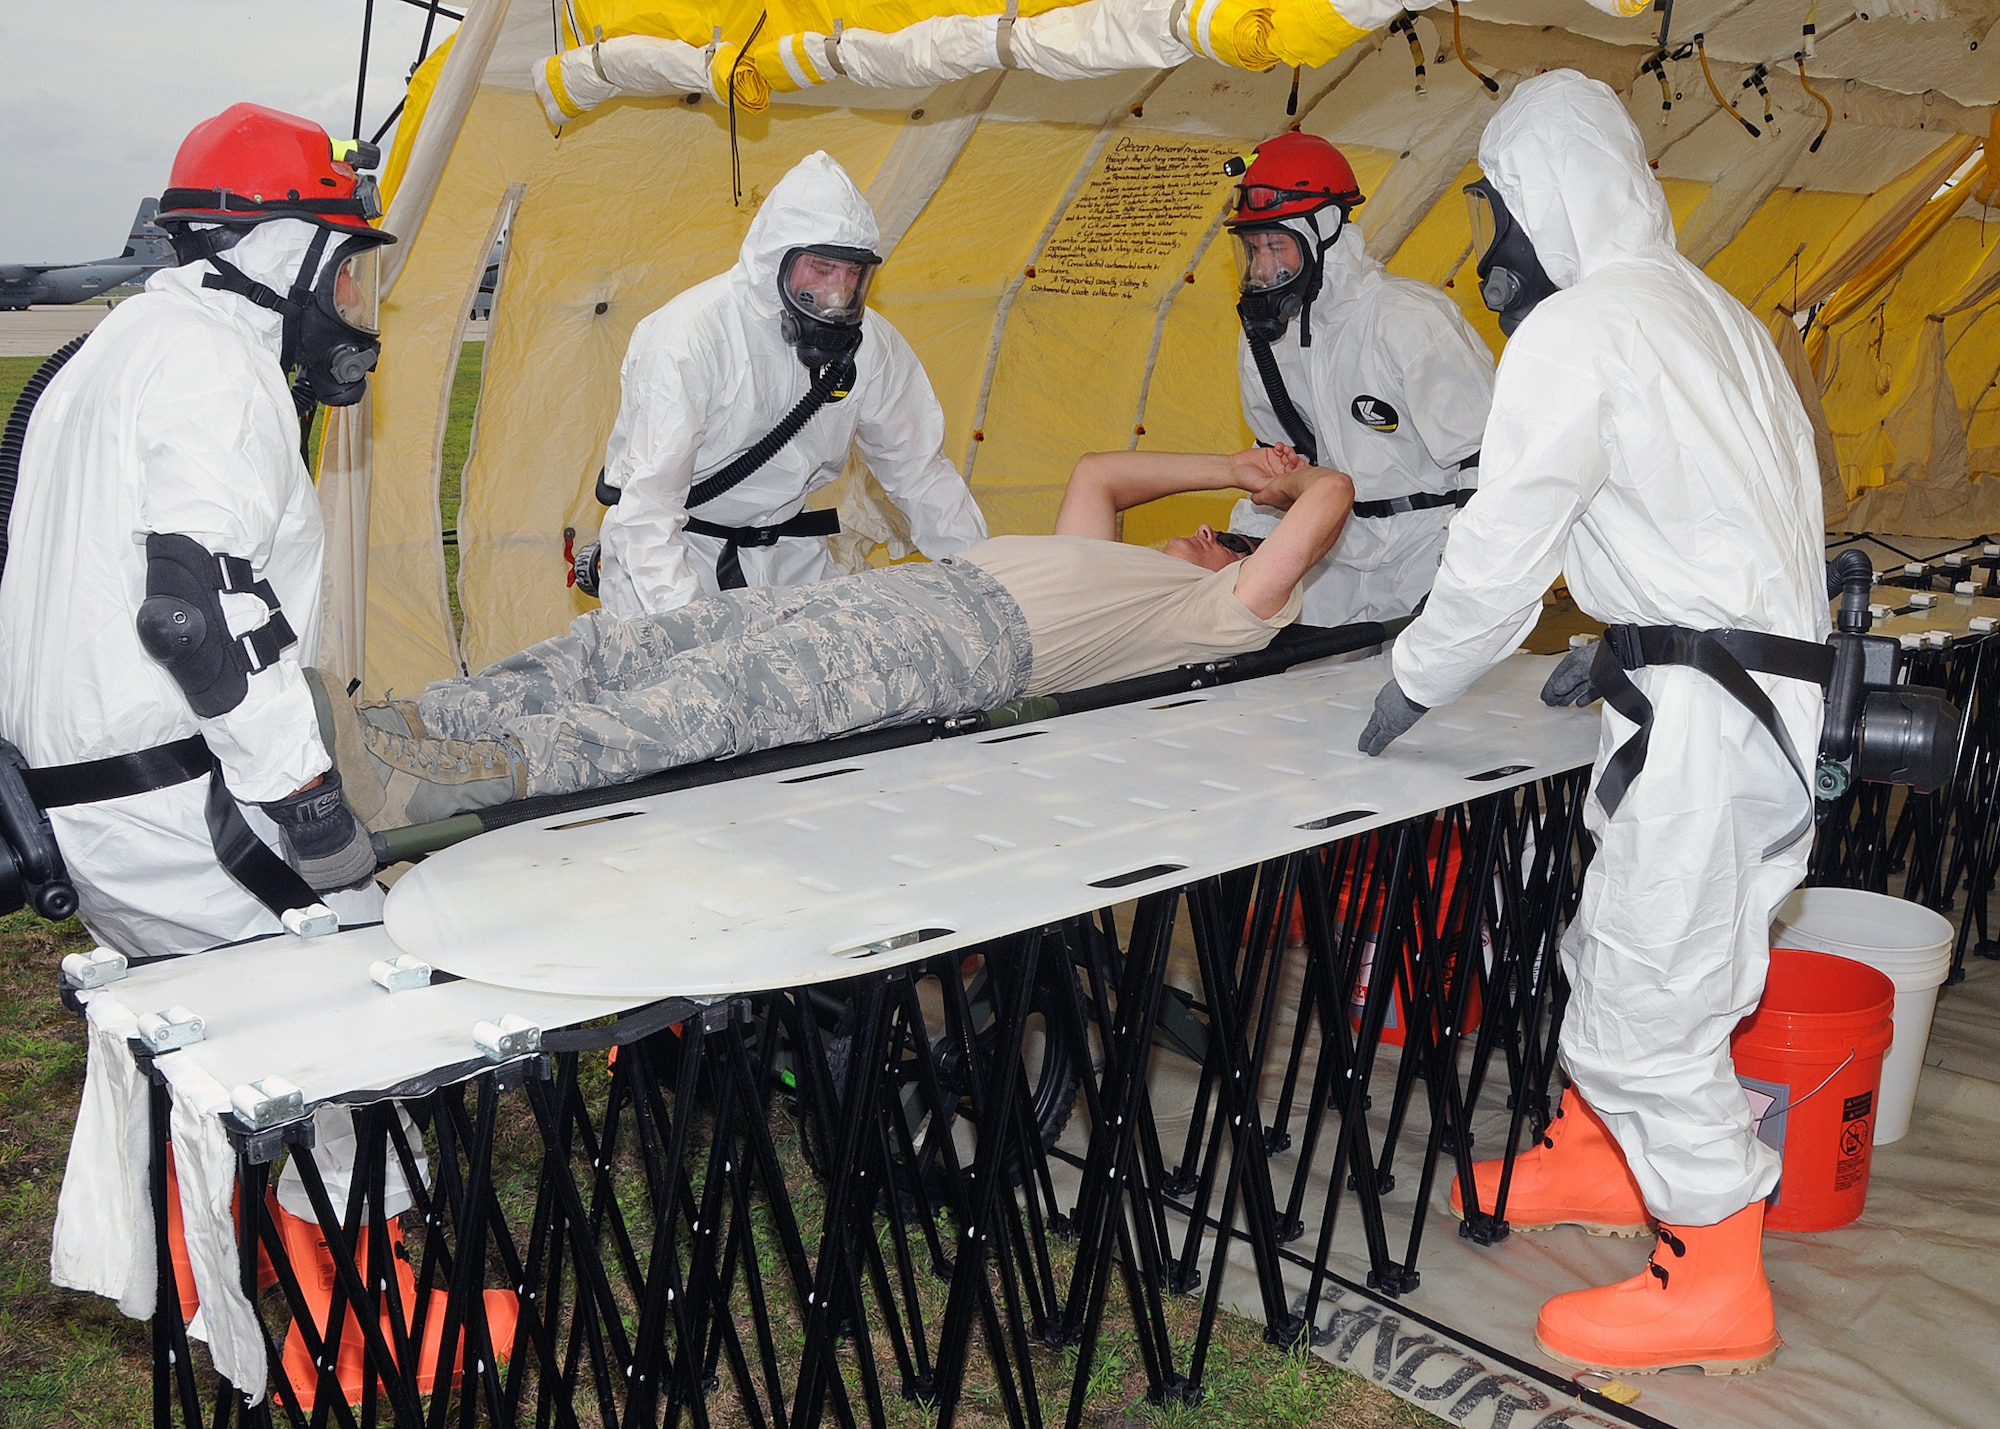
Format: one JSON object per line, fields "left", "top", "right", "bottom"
{"left": 136, "top": 774, "right": 1597, "bottom": 1427}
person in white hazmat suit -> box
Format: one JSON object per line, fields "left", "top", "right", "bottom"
{"left": 1220, "top": 131, "right": 1493, "bottom": 626}
{"left": 1357, "top": 71, "right": 1827, "bottom": 1376}
{"left": 585, "top": 150, "right": 987, "bottom": 614}
{"left": 10, "top": 105, "right": 463, "bottom": 1395}
{"left": 0, "top": 104, "right": 388, "bottom": 957}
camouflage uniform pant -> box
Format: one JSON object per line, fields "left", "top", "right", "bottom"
{"left": 417, "top": 558, "right": 1034, "bottom": 797}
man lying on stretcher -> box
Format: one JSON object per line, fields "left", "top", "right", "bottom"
{"left": 325, "top": 448, "right": 1355, "bottom": 829}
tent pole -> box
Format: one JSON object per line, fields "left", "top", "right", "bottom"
{"left": 353, "top": 0, "right": 376, "bottom": 141}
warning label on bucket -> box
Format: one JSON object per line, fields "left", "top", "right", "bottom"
{"left": 1835, "top": 1092, "right": 1874, "bottom": 1191}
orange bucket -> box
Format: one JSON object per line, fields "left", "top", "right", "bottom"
{"left": 1732, "top": 948, "right": 1895, "bottom": 1232}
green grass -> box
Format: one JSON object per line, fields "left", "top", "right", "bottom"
{"left": 440, "top": 340, "right": 485, "bottom": 643}
{"left": 0, "top": 913, "right": 155, "bottom": 1428}
{"left": 2, "top": 356, "right": 46, "bottom": 412}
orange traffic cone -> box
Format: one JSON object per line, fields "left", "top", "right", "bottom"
{"left": 162, "top": 1146, "right": 279, "bottom": 1323}
{"left": 1449, "top": 1086, "right": 1652, "bottom": 1236}
{"left": 273, "top": 1203, "right": 519, "bottom": 1411}
{"left": 1535, "top": 1201, "right": 1781, "bottom": 1376}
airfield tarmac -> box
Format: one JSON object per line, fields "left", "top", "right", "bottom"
{"left": 1, "top": 304, "right": 492, "bottom": 358}
{"left": 0, "top": 304, "right": 110, "bottom": 356}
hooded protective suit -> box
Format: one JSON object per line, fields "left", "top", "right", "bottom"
{"left": 1390, "top": 71, "right": 1828, "bottom": 1226}
{"left": 0, "top": 220, "right": 383, "bottom": 957}
{"left": 1228, "top": 215, "right": 1493, "bottom": 626}
{"left": 595, "top": 151, "right": 987, "bottom": 616}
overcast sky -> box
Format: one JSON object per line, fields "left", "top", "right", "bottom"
{"left": 0, "top": 0, "right": 461, "bottom": 263}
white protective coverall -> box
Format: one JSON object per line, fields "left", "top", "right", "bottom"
{"left": 0, "top": 220, "right": 383, "bottom": 958}
{"left": 1389, "top": 71, "right": 1828, "bottom": 1226}
{"left": 594, "top": 151, "right": 987, "bottom": 616}
{"left": 1229, "top": 220, "right": 1493, "bottom": 626}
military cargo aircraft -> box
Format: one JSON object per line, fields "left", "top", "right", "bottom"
{"left": 0, "top": 199, "right": 175, "bottom": 310}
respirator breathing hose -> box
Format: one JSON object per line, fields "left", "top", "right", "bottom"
{"left": 1246, "top": 334, "right": 1319, "bottom": 467}
{"left": 0, "top": 335, "right": 88, "bottom": 581}
{"left": 686, "top": 353, "right": 857, "bottom": 509}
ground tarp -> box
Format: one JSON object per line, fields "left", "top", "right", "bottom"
{"left": 1123, "top": 939, "right": 2000, "bottom": 1429}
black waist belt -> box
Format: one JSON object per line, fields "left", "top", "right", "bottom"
{"left": 24, "top": 732, "right": 319, "bottom": 920}
{"left": 23, "top": 734, "right": 211, "bottom": 807}
{"left": 1350, "top": 488, "right": 1474, "bottom": 520}
{"left": 1593, "top": 623, "right": 1833, "bottom": 857}
{"left": 686, "top": 509, "right": 842, "bottom": 591}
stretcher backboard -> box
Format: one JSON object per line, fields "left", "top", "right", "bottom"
{"left": 384, "top": 651, "right": 1599, "bottom": 998}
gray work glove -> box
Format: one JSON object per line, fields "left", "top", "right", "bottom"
{"left": 1540, "top": 640, "right": 1602, "bottom": 708}
{"left": 262, "top": 770, "right": 377, "bottom": 893}
{"left": 1358, "top": 678, "right": 1429, "bottom": 756}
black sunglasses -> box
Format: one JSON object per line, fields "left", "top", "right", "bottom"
{"left": 1214, "top": 531, "right": 1261, "bottom": 557}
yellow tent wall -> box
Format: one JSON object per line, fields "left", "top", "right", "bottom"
{"left": 351, "top": 0, "right": 1998, "bottom": 698}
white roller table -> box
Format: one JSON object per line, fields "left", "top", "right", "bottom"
{"left": 86, "top": 925, "right": 641, "bottom": 1112}
{"left": 1868, "top": 588, "right": 2000, "bottom": 645}
{"left": 386, "top": 651, "right": 1599, "bottom": 1000}
{"left": 59, "top": 652, "right": 1601, "bottom": 1422}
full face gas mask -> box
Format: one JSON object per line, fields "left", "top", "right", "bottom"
{"left": 296, "top": 233, "right": 383, "bottom": 406}
{"left": 777, "top": 244, "right": 881, "bottom": 373}
{"left": 1465, "top": 178, "right": 1559, "bottom": 336}
{"left": 1231, "top": 221, "right": 1323, "bottom": 345}
{"left": 200, "top": 226, "right": 389, "bottom": 408}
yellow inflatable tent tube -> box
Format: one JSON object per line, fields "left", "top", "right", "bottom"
{"left": 538, "top": 0, "right": 1387, "bottom": 106}
{"left": 754, "top": 0, "right": 1079, "bottom": 93}
{"left": 1265, "top": 0, "right": 1368, "bottom": 71}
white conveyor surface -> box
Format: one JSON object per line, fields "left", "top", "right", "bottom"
{"left": 1868, "top": 589, "right": 2000, "bottom": 643}
{"left": 385, "top": 652, "right": 1599, "bottom": 1000}
{"left": 59, "top": 926, "right": 646, "bottom": 1393}
{"left": 88, "top": 924, "right": 640, "bottom": 1110}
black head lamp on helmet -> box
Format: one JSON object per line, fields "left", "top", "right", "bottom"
{"left": 777, "top": 243, "right": 881, "bottom": 379}
{"left": 1222, "top": 131, "right": 1363, "bottom": 348}
{"left": 154, "top": 103, "right": 397, "bottom": 409}
{"left": 1464, "top": 177, "right": 1559, "bottom": 337}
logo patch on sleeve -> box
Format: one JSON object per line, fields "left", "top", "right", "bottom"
{"left": 1350, "top": 395, "right": 1400, "bottom": 432}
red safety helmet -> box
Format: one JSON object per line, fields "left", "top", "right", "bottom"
{"left": 155, "top": 104, "right": 389, "bottom": 238}
{"left": 1224, "top": 132, "right": 1364, "bottom": 228}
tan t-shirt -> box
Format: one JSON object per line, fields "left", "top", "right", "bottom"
{"left": 961, "top": 535, "right": 1303, "bottom": 697}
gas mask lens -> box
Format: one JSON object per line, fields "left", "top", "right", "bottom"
{"left": 328, "top": 242, "right": 381, "bottom": 335}
{"left": 779, "top": 247, "right": 879, "bottom": 326}
{"left": 1461, "top": 177, "right": 1558, "bottom": 334}
{"left": 1232, "top": 227, "right": 1306, "bottom": 295}
{"left": 1466, "top": 182, "right": 1499, "bottom": 264}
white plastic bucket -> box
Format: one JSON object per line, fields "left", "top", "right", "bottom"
{"left": 1770, "top": 888, "right": 1952, "bottom": 1145}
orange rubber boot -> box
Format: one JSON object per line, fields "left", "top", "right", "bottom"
{"left": 1450, "top": 1087, "right": 1652, "bottom": 1236}
{"left": 275, "top": 1204, "right": 519, "bottom": 1411}
{"left": 1535, "top": 1201, "right": 1781, "bottom": 1376}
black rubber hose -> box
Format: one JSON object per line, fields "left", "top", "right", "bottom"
{"left": 1246, "top": 333, "right": 1318, "bottom": 466}
{"left": 0, "top": 335, "right": 89, "bottom": 581}
{"left": 686, "top": 350, "right": 857, "bottom": 509}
